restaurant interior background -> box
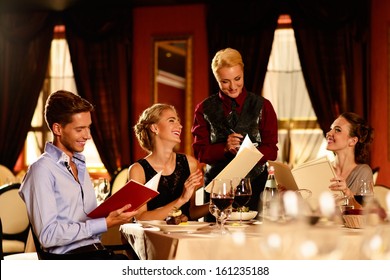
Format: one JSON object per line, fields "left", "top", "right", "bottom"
{"left": 1, "top": 0, "right": 390, "bottom": 185}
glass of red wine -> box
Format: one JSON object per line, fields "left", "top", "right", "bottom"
{"left": 209, "top": 178, "right": 235, "bottom": 234}
{"left": 232, "top": 177, "right": 252, "bottom": 225}
{"left": 354, "top": 179, "right": 374, "bottom": 207}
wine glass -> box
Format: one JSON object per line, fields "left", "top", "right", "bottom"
{"left": 209, "top": 200, "right": 221, "bottom": 230}
{"left": 295, "top": 188, "right": 312, "bottom": 201}
{"left": 209, "top": 178, "right": 234, "bottom": 234}
{"left": 354, "top": 179, "right": 374, "bottom": 207}
{"left": 232, "top": 177, "right": 252, "bottom": 225}
{"left": 96, "top": 178, "right": 110, "bottom": 205}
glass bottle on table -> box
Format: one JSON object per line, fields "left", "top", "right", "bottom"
{"left": 261, "top": 166, "right": 280, "bottom": 222}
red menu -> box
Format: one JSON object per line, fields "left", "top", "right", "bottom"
{"left": 88, "top": 173, "right": 161, "bottom": 219}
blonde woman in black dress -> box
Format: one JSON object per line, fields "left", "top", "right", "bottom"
{"left": 129, "top": 103, "right": 209, "bottom": 221}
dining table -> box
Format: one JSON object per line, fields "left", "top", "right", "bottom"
{"left": 119, "top": 218, "right": 388, "bottom": 260}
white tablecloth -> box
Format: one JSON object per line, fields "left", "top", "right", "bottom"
{"left": 120, "top": 221, "right": 383, "bottom": 260}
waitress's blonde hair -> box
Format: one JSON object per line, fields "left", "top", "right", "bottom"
{"left": 211, "top": 48, "right": 244, "bottom": 78}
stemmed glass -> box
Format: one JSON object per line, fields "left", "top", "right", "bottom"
{"left": 209, "top": 200, "right": 221, "bottom": 230}
{"left": 232, "top": 177, "right": 252, "bottom": 225}
{"left": 295, "top": 188, "right": 315, "bottom": 216}
{"left": 354, "top": 179, "right": 374, "bottom": 207}
{"left": 209, "top": 178, "right": 235, "bottom": 234}
{"left": 95, "top": 178, "right": 110, "bottom": 205}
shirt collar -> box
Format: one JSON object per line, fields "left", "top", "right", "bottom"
{"left": 45, "top": 142, "right": 86, "bottom": 165}
{"left": 218, "top": 87, "right": 247, "bottom": 109}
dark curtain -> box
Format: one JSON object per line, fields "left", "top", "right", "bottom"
{"left": 206, "top": 0, "right": 279, "bottom": 95}
{"left": 64, "top": 4, "right": 133, "bottom": 177}
{"left": 288, "top": 0, "right": 370, "bottom": 134}
{"left": 0, "top": 11, "right": 54, "bottom": 170}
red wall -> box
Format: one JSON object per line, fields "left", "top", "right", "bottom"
{"left": 131, "top": 4, "right": 209, "bottom": 162}
{"left": 370, "top": 0, "right": 390, "bottom": 185}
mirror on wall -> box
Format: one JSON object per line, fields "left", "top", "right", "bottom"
{"left": 153, "top": 36, "right": 193, "bottom": 155}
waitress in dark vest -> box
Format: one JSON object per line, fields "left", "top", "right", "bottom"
{"left": 191, "top": 48, "right": 278, "bottom": 217}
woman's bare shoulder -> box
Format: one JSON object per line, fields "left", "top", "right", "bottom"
{"left": 128, "top": 162, "right": 146, "bottom": 183}
{"left": 185, "top": 154, "right": 200, "bottom": 172}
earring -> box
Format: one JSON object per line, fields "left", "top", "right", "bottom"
{"left": 152, "top": 125, "right": 158, "bottom": 135}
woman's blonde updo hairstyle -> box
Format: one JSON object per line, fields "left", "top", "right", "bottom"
{"left": 133, "top": 103, "right": 176, "bottom": 152}
{"left": 211, "top": 48, "right": 244, "bottom": 78}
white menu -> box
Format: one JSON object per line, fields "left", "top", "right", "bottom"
{"left": 204, "top": 135, "right": 263, "bottom": 192}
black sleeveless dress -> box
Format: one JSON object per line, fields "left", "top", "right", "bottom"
{"left": 137, "top": 153, "right": 191, "bottom": 218}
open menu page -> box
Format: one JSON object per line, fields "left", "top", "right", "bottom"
{"left": 204, "top": 135, "right": 263, "bottom": 192}
{"left": 269, "top": 157, "right": 341, "bottom": 210}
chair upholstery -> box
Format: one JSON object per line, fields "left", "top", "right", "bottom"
{"left": 110, "top": 167, "right": 129, "bottom": 195}
{"left": 0, "top": 165, "right": 16, "bottom": 185}
{"left": 15, "top": 170, "right": 26, "bottom": 184}
{"left": 0, "top": 183, "right": 30, "bottom": 255}
{"left": 372, "top": 166, "right": 380, "bottom": 185}
{"left": 29, "top": 224, "right": 47, "bottom": 260}
{"left": 2, "top": 238, "right": 26, "bottom": 254}
{"left": 24, "top": 228, "right": 37, "bottom": 253}
{"left": 1, "top": 218, "right": 3, "bottom": 260}
{"left": 1, "top": 217, "right": 38, "bottom": 260}
{"left": 374, "top": 184, "right": 390, "bottom": 211}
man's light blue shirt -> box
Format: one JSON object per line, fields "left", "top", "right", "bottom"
{"left": 19, "top": 142, "right": 107, "bottom": 254}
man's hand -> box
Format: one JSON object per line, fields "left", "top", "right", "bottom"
{"left": 106, "top": 204, "right": 138, "bottom": 228}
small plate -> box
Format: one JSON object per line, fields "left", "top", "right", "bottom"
{"left": 228, "top": 211, "right": 258, "bottom": 221}
{"left": 140, "top": 220, "right": 210, "bottom": 232}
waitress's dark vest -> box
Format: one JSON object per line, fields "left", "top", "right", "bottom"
{"left": 202, "top": 92, "right": 265, "bottom": 186}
